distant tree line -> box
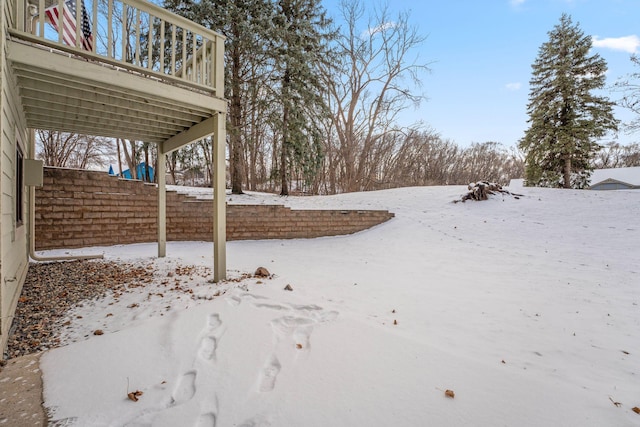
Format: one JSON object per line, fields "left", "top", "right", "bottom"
{"left": 591, "top": 142, "right": 640, "bottom": 169}
{"left": 35, "top": 128, "right": 526, "bottom": 188}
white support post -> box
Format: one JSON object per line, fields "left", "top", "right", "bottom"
{"left": 213, "top": 113, "right": 226, "bottom": 282}
{"left": 157, "top": 145, "right": 167, "bottom": 257}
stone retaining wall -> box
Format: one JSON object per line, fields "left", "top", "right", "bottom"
{"left": 34, "top": 168, "right": 394, "bottom": 250}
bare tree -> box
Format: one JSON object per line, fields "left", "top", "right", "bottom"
{"left": 117, "top": 139, "right": 145, "bottom": 180}
{"left": 614, "top": 54, "right": 640, "bottom": 136}
{"left": 36, "top": 130, "right": 114, "bottom": 169}
{"left": 623, "top": 144, "right": 640, "bottom": 166}
{"left": 593, "top": 141, "right": 640, "bottom": 168}
{"left": 322, "top": 0, "right": 431, "bottom": 192}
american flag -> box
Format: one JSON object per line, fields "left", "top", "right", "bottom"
{"left": 45, "top": 0, "right": 93, "bottom": 51}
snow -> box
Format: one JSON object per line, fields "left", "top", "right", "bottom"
{"left": 38, "top": 186, "right": 640, "bottom": 426}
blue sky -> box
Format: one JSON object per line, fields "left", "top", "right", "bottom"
{"left": 321, "top": 0, "right": 640, "bottom": 148}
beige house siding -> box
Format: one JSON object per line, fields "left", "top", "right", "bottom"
{"left": 1, "top": 0, "right": 31, "bottom": 352}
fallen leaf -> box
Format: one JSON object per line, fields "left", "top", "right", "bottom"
{"left": 393, "top": 319, "right": 398, "bottom": 325}
{"left": 93, "top": 330, "right": 104, "bottom": 336}
{"left": 622, "top": 350, "right": 630, "bottom": 355}
{"left": 284, "top": 284, "right": 293, "bottom": 291}
{"left": 296, "top": 344, "right": 303, "bottom": 349}
{"left": 128, "top": 303, "right": 139, "bottom": 308}
{"left": 127, "top": 390, "right": 143, "bottom": 402}
{"left": 392, "top": 309, "right": 396, "bottom": 313}
{"left": 609, "top": 397, "right": 622, "bottom": 407}
{"left": 501, "top": 360, "right": 506, "bottom": 364}
{"left": 632, "top": 407, "right": 640, "bottom": 415}
{"left": 445, "top": 390, "right": 455, "bottom": 398}
{"left": 255, "top": 267, "right": 270, "bottom": 277}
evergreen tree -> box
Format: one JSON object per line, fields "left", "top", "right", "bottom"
{"left": 271, "top": 0, "right": 335, "bottom": 196}
{"left": 164, "top": 0, "right": 274, "bottom": 194}
{"left": 519, "top": 14, "right": 618, "bottom": 188}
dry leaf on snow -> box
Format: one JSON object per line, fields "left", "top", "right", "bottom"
{"left": 632, "top": 407, "right": 640, "bottom": 414}
{"left": 445, "top": 390, "right": 455, "bottom": 398}
{"left": 254, "top": 267, "right": 270, "bottom": 277}
{"left": 128, "top": 390, "right": 143, "bottom": 402}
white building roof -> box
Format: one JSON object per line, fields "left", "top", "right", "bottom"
{"left": 590, "top": 167, "right": 640, "bottom": 186}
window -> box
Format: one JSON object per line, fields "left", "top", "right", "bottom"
{"left": 16, "top": 145, "right": 24, "bottom": 226}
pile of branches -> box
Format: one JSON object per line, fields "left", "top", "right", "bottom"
{"left": 455, "top": 181, "right": 523, "bottom": 203}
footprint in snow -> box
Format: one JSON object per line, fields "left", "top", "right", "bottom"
{"left": 238, "top": 415, "right": 271, "bottom": 427}
{"left": 270, "top": 316, "right": 315, "bottom": 338}
{"left": 225, "top": 295, "right": 241, "bottom": 306}
{"left": 207, "top": 313, "right": 222, "bottom": 331}
{"left": 254, "top": 302, "right": 290, "bottom": 311}
{"left": 292, "top": 326, "right": 313, "bottom": 351}
{"left": 258, "top": 356, "right": 281, "bottom": 392}
{"left": 171, "top": 370, "right": 197, "bottom": 405}
{"left": 199, "top": 336, "right": 218, "bottom": 361}
{"left": 197, "top": 313, "right": 223, "bottom": 361}
{"left": 195, "top": 412, "right": 217, "bottom": 427}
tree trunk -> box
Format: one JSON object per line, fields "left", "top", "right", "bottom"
{"left": 229, "top": 30, "right": 244, "bottom": 194}
{"left": 144, "top": 143, "right": 150, "bottom": 182}
{"left": 280, "top": 69, "right": 290, "bottom": 196}
{"left": 169, "top": 152, "right": 177, "bottom": 184}
{"left": 280, "top": 117, "right": 289, "bottom": 196}
{"left": 116, "top": 140, "right": 123, "bottom": 177}
{"left": 120, "top": 139, "right": 137, "bottom": 179}
{"left": 563, "top": 156, "right": 572, "bottom": 188}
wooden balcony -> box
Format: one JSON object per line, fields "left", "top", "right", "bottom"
{"left": 7, "top": 0, "right": 228, "bottom": 280}
{"left": 8, "top": 0, "right": 226, "bottom": 145}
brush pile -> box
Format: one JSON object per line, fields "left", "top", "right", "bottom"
{"left": 456, "top": 181, "right": 522, "bottom": 202}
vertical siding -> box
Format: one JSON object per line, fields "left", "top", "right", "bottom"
{"left": 0, "top": 0, "right": 4, "bottom": 354}
{"left": 1, "top": 0, "right": 31, "bottom": 352}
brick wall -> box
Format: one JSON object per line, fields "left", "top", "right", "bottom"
{"left": 35, "top": 167, "right": 394, "bottom": 250}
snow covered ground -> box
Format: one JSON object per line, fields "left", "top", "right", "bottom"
{"left": 38, "top": 185, "right": 640, "bottom": 426}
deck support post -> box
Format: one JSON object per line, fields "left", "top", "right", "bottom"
{"left": 157, "top": 144, "right": 167, "bottom": 257}
{"left": 213, "top": 112, "right": 226, "bottom": 282}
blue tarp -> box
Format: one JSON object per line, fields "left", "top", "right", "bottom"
{"left": 120, "top": 162, "right": 155, "bottom": 181}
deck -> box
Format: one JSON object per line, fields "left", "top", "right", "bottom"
{"left": 8, "top": 0, "right": 226, "bottom": 146}
{"left": 7, "top": 0, "right": 228, "bottom": 280}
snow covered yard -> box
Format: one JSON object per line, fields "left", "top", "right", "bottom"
{"left": 38, "top": 186, "right": 640, "bottom": 426}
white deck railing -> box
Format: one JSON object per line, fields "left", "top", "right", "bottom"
{"left": 12, "top": 0, "right": 224, "bottom": 97}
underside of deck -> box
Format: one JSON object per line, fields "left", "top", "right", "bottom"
{"left": 7, "top": 38, "right": 226, "bottom": 147}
